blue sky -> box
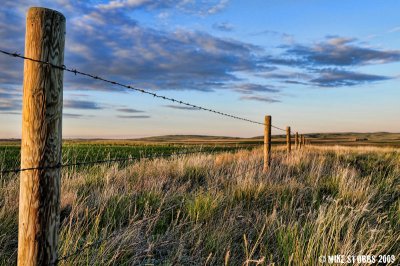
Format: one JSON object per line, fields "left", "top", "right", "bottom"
{"left": 0, "top": 0, "right": 399, "bottom": 138}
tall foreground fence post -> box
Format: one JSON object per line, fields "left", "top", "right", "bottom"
{"left": 286, "top": 126, "right": 291, "bottom": 153}
{"left": 264, "top": 115, "right": 271, "bottom": 172}
{"left": 295, "top": 132, "right": 299, "bottom": 150}
{"left": 18, "top": 7, "right": 65, "bottom": 266}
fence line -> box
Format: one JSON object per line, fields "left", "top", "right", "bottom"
{"left": 0, "top": 6, "right": 309, "bottom": 264}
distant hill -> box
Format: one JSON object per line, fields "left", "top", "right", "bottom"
{"left": 135, "top": 135, "right": 243, "bottom": 142}
{"left": 1, "top": 132, "right": 399, "bottom": 147}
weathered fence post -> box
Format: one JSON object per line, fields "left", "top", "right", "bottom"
{"left": 299, "top": 134, "right": 303, "bottom": 149}
{"left": 263, "top": 115, "right": 271, "bottom": 172}
{"left": 301, "top": 135, "right": 306, "bottom": 147}
{"left": 295, "top": 132, "right": 299, "bottom": 150}
{"left": 286, "top": 126, "right": 291, "bottom": 153}
{"left": 18, "top": 7, "right": 65, "bottom": 266}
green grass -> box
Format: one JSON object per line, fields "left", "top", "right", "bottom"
{"left": 0, "top": 145, "right": 399, "bottom": 265}
{"left": 0, "top": 142, "right": 252, "bottom": 178}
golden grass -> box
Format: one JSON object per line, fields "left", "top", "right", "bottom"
{"left": 0, "top": 145, "right": 399, "bottom": 265}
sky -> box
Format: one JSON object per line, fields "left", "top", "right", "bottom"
{"left": 0, "top": 0, "right": 399, "bottom": 138}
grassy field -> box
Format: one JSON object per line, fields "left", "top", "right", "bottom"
{"left": 0, "top": 142, "right": 399, "bottom": 265}
{"left": 0, "top": 141, "right": 253, "bottom": 175}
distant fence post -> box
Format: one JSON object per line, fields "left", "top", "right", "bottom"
{"left": 295, "top": 132, "right": 299, "bottom": 150}
{"left": 286, "top": 126, "right": 291, "bottom": 153}
{"left": 301, "top": 135, "right": 306, "bottom": 147}
{"left": 263, "top": 115, "right": 271, "bottom": 172}
{"left": 18, "top": 7, "right": 65, "bottom": 266}
{"left": 299, "top": 134, "right": 303, "bottom": 149}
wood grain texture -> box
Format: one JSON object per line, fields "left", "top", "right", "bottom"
{"left": 18, "top": 7, "right": 65, "bottom": 266}
{"left": 286, "top": 126, "right": 291, "bottom": 153}
{"left": 295, "top": 132, "right": 299, "bottom": 150}
{"left": 263, "top": 116, "right": 271, "bottom": 172}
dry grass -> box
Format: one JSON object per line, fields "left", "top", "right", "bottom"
{"left": 0, "top": 146, "right": 399, "bottom": 265}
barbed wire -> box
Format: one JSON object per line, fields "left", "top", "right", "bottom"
{"left": 0, "top": 147, "right": 248, "bottom": 175}
{"left": 0, "top": 49, "right": 290, "bottom": 132}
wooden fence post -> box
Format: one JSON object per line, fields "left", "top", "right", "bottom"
{"left": 286, "top": 126, "right": 291, "bottom": 153}
{"left": 295, "top": 132, "right": 299, "bottom": 150}
{"left": 299, "top": 134, "right": 303, "bottom": 149}
{"left": 301, "top": 135, "right": 306, "bottom": 147}
{"left": 18, "top": 7, "right": 65, "bottom": 266}
{"left": 263, "top": 115, "right": 271, "bottom": 172}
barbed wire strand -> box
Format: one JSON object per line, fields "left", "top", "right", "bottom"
{"left": 0, "top": 49, "right": 289, "bottom": 132}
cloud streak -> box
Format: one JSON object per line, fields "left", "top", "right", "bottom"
{"left": 267, "top": 36, "right": 400, "bottom": 67}
{"left": 309, "top": 69, "right": 390, "bottom": 87}
{"left": 213, "top": 22, "right": 234, "bottom": 32}
{"left": 116, "top": 108, "right": 145, "bottom": 113}
{"left": 0, "top": 88, "right": 21, "bottom": 111}
{"left": 232, "top": 83, "right": 280, "bottom": 94}
{"left": 240, "top": 95, "right": 280, "bottom": 103}
{"left": 96, "top": 0, "right": 230, "bottom": 15}
{"left": 163, "top": 105, "right": 200, "bottom": 110}
{"left": 117, "top": 115, "right": 151, "bottom": 119}
{"left": 64, "top": 99, "right": 103, "bottom": 110}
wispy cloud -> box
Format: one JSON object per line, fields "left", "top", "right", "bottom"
{"left": 207, "top": 0, "right": 229, "bottom": 14}
{"left": 63, "top": 113, "right": 83, "bottom": 118}
{"left": 262, "top": 68, "right": 391, "bottom": 87}
{"left": 232, "top": 83, "right": 280, "bottom": 95}
{"left": 388, "top": 26, "right": 400, "bottom": 33}
{"left": 250, "top": 30, "right": 294, "bottom": 43}
{"left": 213, "top": 22, "right": 234, "bottom": 32}
{"left": 0, "top": 111, "right": 20, "bottom": 115}
{"left": 240, "top": 95, "right": 280, "bottom": 103}
{"left": 117, "top": 115, "right": 151, "bottom": 119}
{"left": 309, "top": 68, "right": 390, "bottom": 87}
{"left": 116, "top": 108, "right": 145, "bottom": 113}
{"left": 64, "top": 99, "right": 103, "bottom": 110}
{"left": 266, "top": 36, "right": 400, "bottom": 67}
{"left": 0, "top": 88, "right": 21, "bottom": 111}
{"left": 96, "top": 0, "right": 230, "bottom": 15}
{"left": 163, "top": 105, "right": 200, "bottom": 110}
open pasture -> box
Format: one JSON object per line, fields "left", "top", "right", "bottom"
{"left": 1, "top": 144, "right": 399, "bottom": 265}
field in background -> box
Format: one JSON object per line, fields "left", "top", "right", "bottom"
{"left": 135, "top": 132, "right": 400, "bottom": 146}
{"left": 1, "top": 131, "right": 399, "bottom": 148}
{"left": 0, "top": 141, "right": 254, "bottom": 175}
{"left": 0, "top": 143, "right": 399, "bottom": 265}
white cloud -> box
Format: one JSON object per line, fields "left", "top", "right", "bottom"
{"left": 388, "top": 26, "right": 400, "bottom": 33}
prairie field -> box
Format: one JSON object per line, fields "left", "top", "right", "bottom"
{"left": 0, "top": 142, "right": 399, "bottom": 265}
